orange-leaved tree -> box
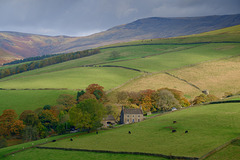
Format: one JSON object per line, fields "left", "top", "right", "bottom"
{"left": 0, "top": 109, "right": 25, "bottom": 137}
{"left": 86, "top": 84, "right": 106, "bottom": 101}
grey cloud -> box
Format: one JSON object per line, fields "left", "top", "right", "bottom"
{"left": 0, "top": 0, "right": 239, "bottom": 36}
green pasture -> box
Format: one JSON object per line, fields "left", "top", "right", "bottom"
{"left": 0, "top": 132, "right": 80, "bottom": 159}
{"left": 44, "top": 103, "right": 240, "bottom": 158}
{"left": 2, "top": 148, "right": 167, "bottom": 160}
{"left": 0, "top": 44, "right": 196, "bottom": 82}
{"left": 105, "top": 43, "right": 240, "bottom": 72}
{"left": 0, "top": 67, "right": 141, "bottom": 90}
{"left": 100, "top": 44, "right": 199, "bottom": 60}
{"left": 0, "top": 90, "right": 76, "bottom": 115}
{"left": 206, "top": 140, "right": 240, "bottom": 160}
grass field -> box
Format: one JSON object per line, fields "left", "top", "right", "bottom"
{"left": 115, "top": 55, "right": 240, "bottom": 100}
{"left": 206, "top": 140, "right": 240, "bottom": 160}
{"left": 0, "top": 132, "right": 80, "bottom": 159}
{"left": 105, "top": 43, "right": 240, "bottom": 72}
{"left": 0, "top": 67, "right": 141, "bottom": 90}
{"left": 115, "top": 72, "right": 201, "bottom": 99}
{"left": 0, "top": 90, "right": 76, "bottom": 115}
{"left": 169, "top": 55, "right": 240, "bottom": 98}
{"left": 2, "top": 148, "right": 167, "bottom": 160}
{"left": 0, "top": 44, "right": 195, "bottom": 81}
{"left": 43, "top": 103, "right": 240, "bottom": 158}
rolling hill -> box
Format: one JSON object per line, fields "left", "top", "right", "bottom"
{"left": 1, "top": 14, "right": 240, "bottom": 64}
{"left": 2, "top": 102, "right": 240, "bottom": 159}
{"left": 0, "top": 24, "right": 240, "bottom": 114}
{"left": 0, "top": 16, "right": 240, "bottom": 160}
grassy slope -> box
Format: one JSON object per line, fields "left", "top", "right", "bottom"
{"left": 0, "top": 44, "right": 194, "bottom": 81}
{"left": 105, "top": 43, "right": 240, "bottom": 72}
{"left": 169, "top": 55, "right": 240, "bottom": 98}
{"left": 0, "top": 67, "right": 141, "bottom": 90}
{"left": 117, "top": 55, "right": 240, "bottom": 99}
{"left": 0, "top": 90, "right": 76, "bottom": 115}
{"left": 113, "top": 72, "right": 201, "bottom": 99}
{"left": 0, "top": 25, "right": 240, "bottom": 114}
{"left": 2, "top": 148, "right": 167, "bottom": 160}
{"left": 44, "top": 103, "right": 240, "bottom": 158}
{"left": 206, "top": 143, "right": 240, "bottom": 160}
{"left": 0, "top": 132, "right": 80, "bottom": 159}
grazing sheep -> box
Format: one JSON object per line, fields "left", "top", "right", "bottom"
{"left": 172, "top": 130, "right": 176, "bottom": 133}
{"left": 128, "top": 131, "right": 131, "bottom": 134}
{"left": 185, "top": 130, "right": 188, "bottom": 133}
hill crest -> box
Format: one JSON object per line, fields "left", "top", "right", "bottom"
{"left": 0, "top": 14, "right": 240, "bottom": 65}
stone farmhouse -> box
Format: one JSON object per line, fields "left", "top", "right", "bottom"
{"left": 120, "top": 107, "right": 144, "bottom": 124}
{"left": 102, "top": 115, "right": 116, "bottom": 128}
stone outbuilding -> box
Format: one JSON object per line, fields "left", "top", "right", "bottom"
{"left": 120, "top": 107, "right": 144, "bottom": 124}
{"left": 102, "top": 115, "right": 116, "bottom": 128}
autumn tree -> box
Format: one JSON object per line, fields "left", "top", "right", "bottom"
{"left": 57, "top": 94, "right": 77, "bottom": 111}
{"left": 116, "top": 91, "right": 128, "bottom": 103}
{"left": 78, "top": 92, "right": 96, "bottom": 102}
{"left": 192, "top": 94, "right": 219, "bottom": 105}
{"left": 139, "top": 89, "right": 156, "bottom": 112}
{"left": 38, "top": 110, "right": 58, "bottom": 131}
{"left": 158, "top": 88, "right": 190, "bottom": 107}
{"left": 19, "top": 110, "right": 40, "bottom": 141}
{"left": 0, "top": 109, "right": 25, "bottom": 137}
{"left": 69, "top": 99, "right": 106, "bottom": 132}
{"left": 127, "top": 91, "right": 141, "bottom": 105}
{"left": 77, "top": 90, "right": 85, "bottom": 101}
{"left": 86, "top": 84, "right": 106, "bottom": 101}
{"left": 19, "top": 110, "right": 39, "bottom": 126}
{"left": 155, "top": 89, "right": 180, "bottom": 111}
{"left": 10, "top": 120, "right": 25, "bottom": 137}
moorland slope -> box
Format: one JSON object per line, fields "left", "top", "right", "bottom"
{"left": 1, "top": 14, "right": 240, "bottom": 64}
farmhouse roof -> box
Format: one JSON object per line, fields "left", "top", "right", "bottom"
{"left": 123, "top": 108, "right": 143, "bottom": 114}
{"left": 103, "top": 115, "right": 116, "bottom": 121}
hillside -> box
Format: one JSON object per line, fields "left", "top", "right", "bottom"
{"left": 2, "top": 102, "right": 240, "bottom": 159}
{"left": 0, "top": 25, "right": 240, "bottom": 114}
{"left": 1, "top": 14, "right": 240, "bottom": 64}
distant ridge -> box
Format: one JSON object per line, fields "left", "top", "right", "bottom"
{"left": 0, "top": 14, "right": 240, "bottom": 65}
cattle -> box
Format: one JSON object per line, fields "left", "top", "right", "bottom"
{"left": 185, "top": 130, "right": 188, "bottom": 133}
{"left": 96, "top": 131, "right": 98, "bottom": 134}
{"left": 172, "top": 130, "right": 176, "bottom": 133}
{"left": 128, "top": 131, "right": 131, "bottom": 134}
{"left": 52, "top": 140, "right": 56, "bottom": 142}
{"left": 70, "top": 138, "right": 73, "bottom": 141}
{"left": 173, "top": 121, "right": 177, "bottom": 124}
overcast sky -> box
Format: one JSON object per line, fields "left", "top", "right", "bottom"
{"left": 0, "top": 0, "right": 239, "bottom": 37}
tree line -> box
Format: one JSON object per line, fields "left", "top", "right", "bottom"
{"left": 0, "top": 84, "right": 110, "bottom": 148}
{"left": 0, "top": 49, "right": 100, "bottom": 79}
{"left": 0, "top": 83, "right": 222, "bottom": 148}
